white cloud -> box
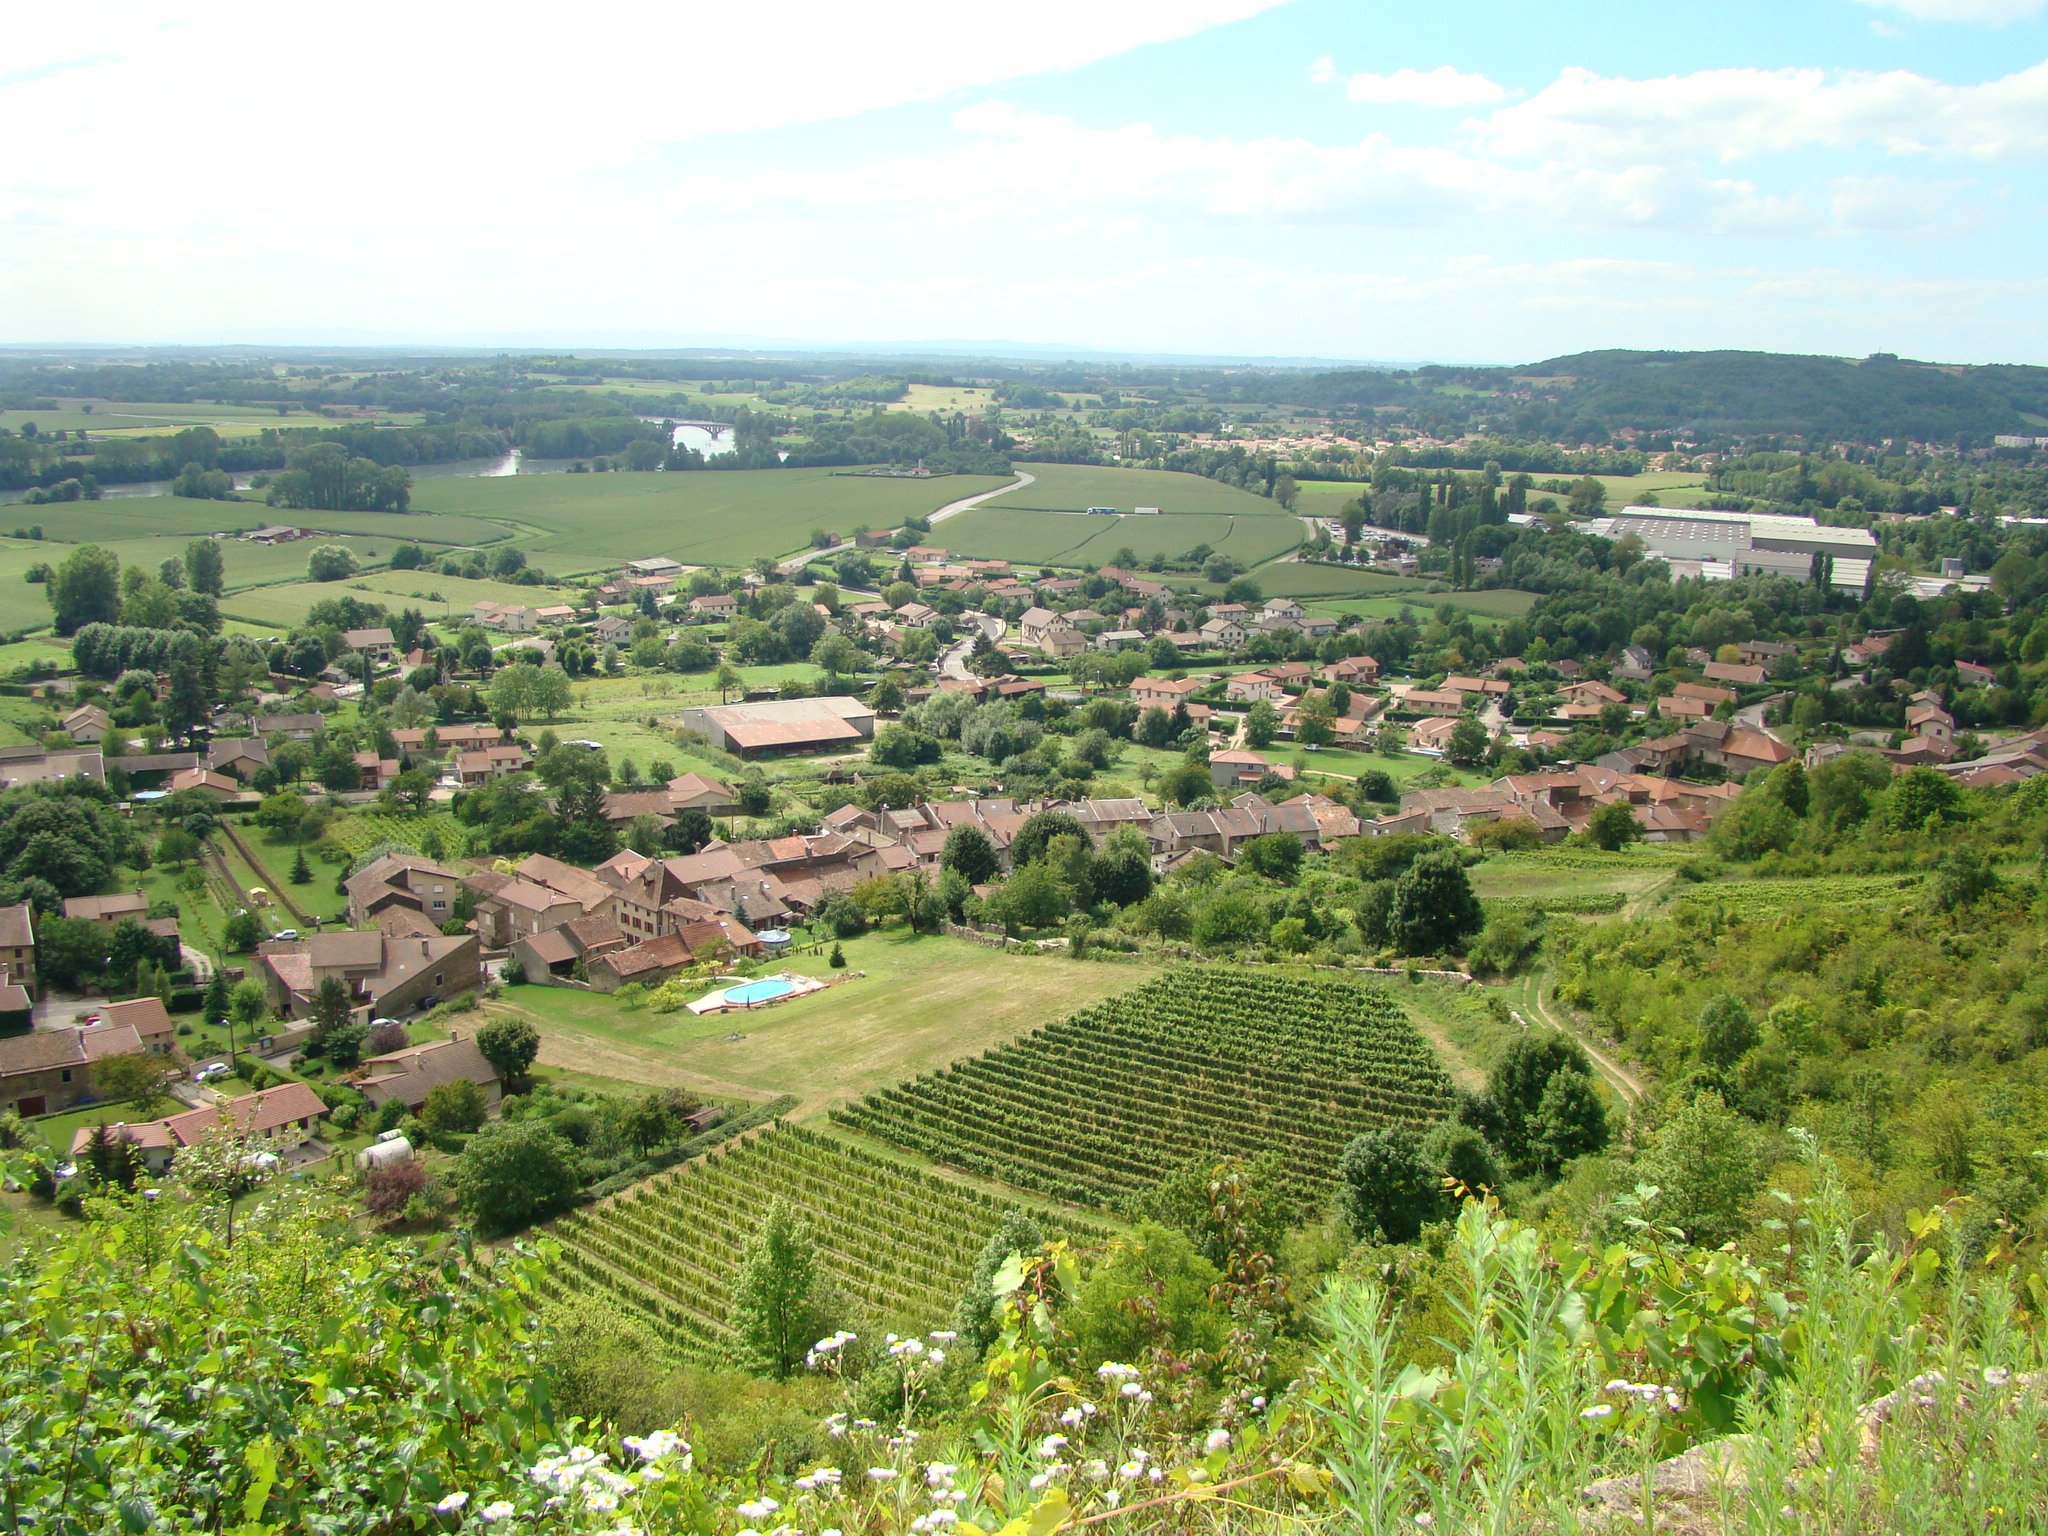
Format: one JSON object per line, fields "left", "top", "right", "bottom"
{"left": 1855, "top": 0, "right": 2047, "bottom": 22}
{"left": 1465, "top": 61, "right": 2048, "bottom": 164}
{"left": 1323, "top": 64, "right": 1508, "bottom": 107}
{"left": 0, "top": 0, "right": 1290, "bottom": 227}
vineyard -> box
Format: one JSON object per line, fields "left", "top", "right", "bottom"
{"left": 833, "top": 969, "right": 1456, "bottom": 1212}
{"left": 1672, "top": 871, "right": 1925, "bottom": 919}
{"left": 541, "top": 1123, "right": 1108, "bottom": 1358}
{"left": 325, "top": 811, "right": 468, "bottom": 860}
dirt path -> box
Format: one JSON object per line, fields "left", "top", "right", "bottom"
{"left": 1513, "top": 972, "right": 1646, "bottom": 1106}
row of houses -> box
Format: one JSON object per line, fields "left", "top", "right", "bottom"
{"left": 1387, "top": 763, "right": 1746, "bottom": 844}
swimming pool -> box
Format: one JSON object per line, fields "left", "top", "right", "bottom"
{"left": 724, "top": 977, "right": 798, "bottom": 1006}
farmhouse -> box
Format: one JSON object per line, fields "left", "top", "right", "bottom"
{"left": 0, "top": 1022, "right": 145, "bottom": 1117}
{"left": 62, "top": 704, "right": 110, "bottom": 743}
{"left": 258, "top": 931, "right": 481, "bottom": 1022}
{"left": 472, "top": 601, "right": 538, "bottom": 632}
{"left": 1130, "top": 676, "right": 1205, "bottom": 711}
{"left": 0, "top": 902, "right": 35, "bottom": 993}
{"left": 354, "top": 1034, "right": 501, "bottom": 1113}
{"left": 71, "top": 1082, "right": 329, "bottom": 1176}
{"left": 62, "top": 891, "right": 148, "bottom": 926}
{"left": 342, "top": 627, "right": 397, "bottom": 664}
{"left": 95, "top": 996, "right": 176, "bottom": 1054}
{"left": 346, "top": 854, "right": 462, "bottom": 929}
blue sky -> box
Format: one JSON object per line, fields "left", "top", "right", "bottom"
{"left": 3, "top": 0, "right": 2044, "bottom": 362}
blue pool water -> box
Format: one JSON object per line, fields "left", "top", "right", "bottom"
{"left": 725, "top": 977, "right": 797, "bottom": 1006}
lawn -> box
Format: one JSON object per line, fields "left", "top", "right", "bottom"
{"left": 1248, "top": 562, "right": 1440, "bottom": 600}
{"left": 1004, "top": 464, "right": 1295, "bottom": 517}
{"left": 0, "top": 400, "right": 362, "bottom": 436}
{"left": 475, "top": 932, "right": 1164, "bottom": 1112}
{"left": 1287, "top": 745, "right": 1487, "bottom": 788}
{"left": 938, "top": 508, "right": 1299, "bottom": 570}
{"left": 408, "top": 468, "right": 1008, "bottom": 574}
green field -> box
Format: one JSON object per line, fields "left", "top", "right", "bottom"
{"left": 1291, "top": 470, "right": 1709, "bottom": 505}
{"left": 220, "top": 567, "right": 581, "bottom": 628}
{"left": 938, "top": 506, "right": 1298, "bottom": 569}
{"left": 0, "top": 400, "right": 406, "bottom": 438}
{"left": 1254, "top": 562, "right": 1437, "bottom": 599}
{"left": 1005, "top": 463, "right": 1293, "bottom": 517}
{"left": 478, "top": 932, "right": 1164, "bottom": 1112}
{"left": 409, "top": 468, "right": 1008, "bottom": 573}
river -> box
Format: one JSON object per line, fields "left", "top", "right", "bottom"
{"left": 0, "top": 424, "right": 735, "bottom": 508}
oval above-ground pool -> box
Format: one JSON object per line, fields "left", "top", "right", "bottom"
{"left": 724, "top": 977, "right": 798, "bottom": 1007}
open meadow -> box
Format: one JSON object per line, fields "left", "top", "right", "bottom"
{"left": 477, "top": 932, "right": 1163, "bottom": 1112}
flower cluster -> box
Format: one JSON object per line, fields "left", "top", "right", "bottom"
{"left": 807, "top": 1330, "right": 858, "bottom": 1370}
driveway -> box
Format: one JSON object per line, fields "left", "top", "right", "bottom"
{"left": 938, "top": 615, "right": 1007, "bottom": 680}
{"left": 33, "top": 993, "right": 108, "bottom": 1030}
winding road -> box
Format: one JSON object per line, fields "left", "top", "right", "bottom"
{"left": 776, "top": 470, "right": 1038, "bottom": 576}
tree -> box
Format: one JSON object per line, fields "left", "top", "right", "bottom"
{"left": 1584, "top": 800, "right": 1641, "bottom": 851}
{"left": 289, "top": 845, "right": 312, "bottom": 885}
{"left": 476, "top": 1016, "right": 540, "bottom": 1093}
{"left": 1632, "top": 1091, "right": 1769, "bottom": 1248}
{"left": 48, "top": 544, "right": 121, "bottom": 635}
{"left": 1445, "top": 715, "right": 1490, "bottom": 768}
{"left": 1388, "top": 848, "right": 1483, "bottom": 956}
{"left": 305, "top": 976, "right": 365, "bottom": 1068}
{"left": 1295, "top": 693, "right": 1338, "bottom": 748}
{"left": 953, "top": 1209, "right": 1044, "bottom": 1353}
{"left": 1240, "top": 832, "right": 1303, "bottom": 883}
{"left": 730, "top": 1199, "right": 836, "bottom": 1379}
{"left": 670, "top": 806, "right": 714, "bottom": 855}
{"left": 619, "top": 1089, "right": 696, "bottom": 1157}
{"left": 80, "top": 1121, "right": 144, "bottom": 1192}
{"left": 90, "top": 1052, "right": 169, "bottom": 1117}
{"left": 1134, "top": 705, "right": 1175, "bottom": 748}
{"left": 421, "top": 1079, "right": 489, "bottom": 1138}
{"left": 1009, "top": 809, "right": 1089, "bottom": 867}
{"left": 1421, "top": 1120, "right": 1503, "bottom": 1200}
{"left": 362, "top": 1155, "right": 430, "bottom": 1222}
{"left": 989, "top": 860, "right": 1070, "bottom": 932}
{"left": 306, "top": 545, "right": 359, "bottom": 582}
{"left": 1244, "top": 701, "right": 1279, "bottom": 749}
{"left": 183, "top": 538, "right": 225, "bottom": 597}
{"left": 1529, "top": 1069, "right": 1608, "bottom": 1175}
{"left": 1697, "top": 993, "right": 1760, "bottom": 1069}
{"left": 223, "top": 908, "right": 264, "bottom": 953}
{"left": 940, "top": 823, "right": 1000, "bottom": 885}
{"left": 1089, "top": 826, "right": 1154, "bottom": 907}
{"left": 1336, "top": 1127, "right": 1441, "bottom": 1243}
{"left": 451, "top": 1119, "right": 579, "bottom": 1235}
{"left": 828, "top": 941, "right": 846, "bottom": 969}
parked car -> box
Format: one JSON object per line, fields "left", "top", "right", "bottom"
{"left": 273, "top": 929, "right": 299, "bottom": 942}
{"left": 193, "top": 1061, "right": 231, "bottom": 1083}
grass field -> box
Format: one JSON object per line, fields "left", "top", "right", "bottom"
{"left": 220, "top": 567, "right": 582, "bottom": 628}
{"left": 0, "top": 400, "right": 404, "bottom": 438}
{"left": 938, "top": 507, "right": 1299, "bottom": 569}
{"left": 409, "top": 468, "right": 1008, "bottom": 573}
{"left": 1005, "top": 463, "right": 1293, "bottom": 517}
{"left": 477, "top": 932, "right": 1163, "bottom": 1111}
{"left": 1255, "top": 562, "right": 1437, "bottom": 599}
{"left": 1303, "top": 589, "right": 1538, "bottom": 621}
{"left": 1291, "top": 470, "right": 1710, "bottom": 506}
{"left": 1469, "top": 848, "right": 1687, "bottom": 912}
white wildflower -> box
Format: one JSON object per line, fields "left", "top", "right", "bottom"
{"left": 925, "top": 1463, "right": 959, "bottom": 1487}
{"left": 1205, "top": 1429, "right": 1231, "bottom": 1454}
{"left": 481, "top": 1502, "right": 515, "bottom": 1524}
{"left": 927, "top": 1348, "right": 946, "bottom": 1366}
{"left": 929, "top": 1330, "right": 958, "bottom": 1343}
{"left": 1251, "top": 1395, "right": 1266, "bottom": 1409}
{"left": 1097, "top": 1361, "right": 1139, "bottom": 1382}
{"left": 1038, "top": 1434, "right": 1070, "bottom": 1458}
{"left": 1119, "top": 1381, "right": 1144, "bottom": 1398}
{"left": 736, "top": 1498, "right": 780, "bottom": 1521}
{"left": 1103, "top": 1489, "right": 1122, "bottom": 1509}
{"left": 867, "top": 1468, "right": 899, "bottom": 1483}
{"left": 1581, "top": 1404, "right": 1614, "bottom": 1421}
{"left": 435, "top": 1492, "right": 470, "bottom": 1513}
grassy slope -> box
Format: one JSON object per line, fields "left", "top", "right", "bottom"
{"left": 1005, "top": 463, "right": 1296, "bottom": 516}
{"left": 476, "top": 932, "right": 1163, "bottom": 1112}
{"left": 938, "top": 507, "right": 1298, "bottom": 569}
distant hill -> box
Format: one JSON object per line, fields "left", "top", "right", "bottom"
{"left": 1279, "top": 349, "right": 2048, "bottom": 444}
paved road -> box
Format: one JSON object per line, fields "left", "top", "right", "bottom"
{"left": 775, "top": 471, "right": 1038, "bottom": 576}
{"left": 938, "top": 614, "right": 1006, "bottom": 680}
{"left": 928, "top": 469, "right": 1034, "bottom": 525}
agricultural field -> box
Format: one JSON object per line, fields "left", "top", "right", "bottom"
{"left": 408, "top": 468, "right": 1008, "bottom": 573}
{"left": 484, "top": 932, "right": 1163, "bottom": 1111}
{"left": 938, "top": 507, "right": 1298, "bottom": 570}
{"left": 1002, "top": 464, "right": 1294, "bottom": 518}
{"left": 542, "top": 1123, "right": 1108, "bottom": 1357}
{"left": 220, "top": 567, "right": 582, "bottom": 629}
{"left": 1470, "top": 847, "right": 1686, "bottom": 912}
{"left": 1671, "top": 870, "right": 1925, "bottom": 919}
{"left": 1299, "top": 588, "right": 1538, "bottom": 623}
{"left": 324, "top": 810, "right": 469, "bottom": 860}
{"left": 0, "top": 400, "right": 393, "bottom": 437}
{"left": 1254, "top": 563, "right": 1435, "bottom": 599}
{"left": 834, "top": 968, "right": 1456, "bottom": 1212}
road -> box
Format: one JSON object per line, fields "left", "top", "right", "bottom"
{"left": 938, "top": 614, "right": 1007, "bottom": 680}
{"left": 776, "top": 471, "right": 1038, "bottom": 577}
{"left": 928, "top": 469, "right": 1034, "bottom": 525}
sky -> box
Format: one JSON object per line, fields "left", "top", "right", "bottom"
{"left": 3, "top": 0, "right": 2046, "bottom": 364}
